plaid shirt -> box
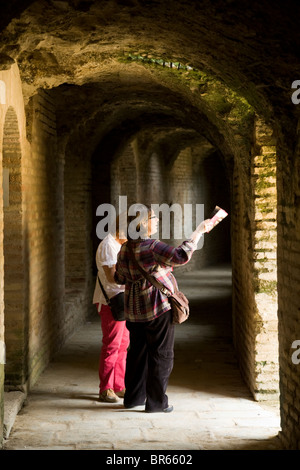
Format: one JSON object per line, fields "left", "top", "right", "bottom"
{"left": 115, "top": 238, "right": 197, "bottom": 322}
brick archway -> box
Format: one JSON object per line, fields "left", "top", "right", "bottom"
{"left": 2, "top": 106, "right": 26, "bottom": 389}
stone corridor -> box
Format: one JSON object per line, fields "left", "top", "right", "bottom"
{"left": 3, "top": 267, "right": 281, "bottom": 451}
{"left": 1, "top": 0, "right": 300, "bottom": 451}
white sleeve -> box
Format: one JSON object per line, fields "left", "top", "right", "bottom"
{"left": 96, "top": 239, "right": 117, "bottom": 269}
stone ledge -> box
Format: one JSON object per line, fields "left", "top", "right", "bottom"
{"left": 4, "top": 391, "right": 26, "bottom": 439}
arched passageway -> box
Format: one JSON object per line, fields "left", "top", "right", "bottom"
{"left": 3, "top": 266, "right": 281, "bottom": 450}
{"left": 0, "top": 0, "right": 299, "bottom": 450}
{"left": 2, "top": 106, "right": 26, "bottom": 388}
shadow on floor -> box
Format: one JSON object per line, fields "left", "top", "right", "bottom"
{"left": 3, "top": 264, "right": 282, "bottom": 450}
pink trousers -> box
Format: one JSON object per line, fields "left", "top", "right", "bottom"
{"left": 98, "top": 304, "right": 130, "bottom": 393}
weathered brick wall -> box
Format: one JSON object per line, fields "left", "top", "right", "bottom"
{"left": 167, "top": 146, "right": 230, "bottom": 271}
{"left": 231, "top": 156, "right": 257, "bottom": 395}
{"left": 193, "top": 148, "right": 231, "bottom": 268}
{"left": 0, "top": 64, "right": 29, "bottom": 447}
{"left": 231, "top": 117, "right": 279, "bottom": 403}
{"left": 168, "top": 147, "right": 201, "bottom": 272}
{"left": 277, "top": 127, "right": 300, "bottom": 449}
{"left": 2, "top": 106, "right": 25, "bottom": 387}
{"left": 23, "top": 89, "right": 65, "bottom": 384}
{"left": 251, "top": 120, "right": 278, "bottom": 400}
{"left": 64, "top": 133, "right": 94, "bottom": 325}
{"left": 0, "top": 62, "right": 299, "bottom": 450}
{"left": 109, "top": 138, "right": 167, "bottom": 230}
{"left": 132, "top": 139, "right": 167, "bottom": 207}
{"left": 111, "top": 142, "right": 138, "bottom": 209}
{"left": 0, "top": 67, "right": 94, "bottom": 447}
{"left": 92, "top": 156, "right": 111, "bottom": 269}
{"left": 138, "top": 150, "right": 166, "bottom": 207}
{"left": 112, "top": 141, "right": 231, "bottom": 272}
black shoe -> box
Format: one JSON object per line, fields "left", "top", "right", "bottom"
{"left": 145, "top": 405, "right": 174, "bottom": 413}
{"left": 163, "top": 405, "right": 173, "bottom": 413}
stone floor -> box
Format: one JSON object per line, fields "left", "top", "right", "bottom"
{"left": 3, "top": 265, "right": 282, "bottom": 451}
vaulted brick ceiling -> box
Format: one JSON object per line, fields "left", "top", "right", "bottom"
{"left": 0, "top": 0, "right": 299, "bottom": 159}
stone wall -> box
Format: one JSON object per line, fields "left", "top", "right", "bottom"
{"left": 23, "top": 89, "right": 65, "bottom": 384}
{"left": 0, "top": 63, "right": 29, "bottom": 446}
{"left": 2, "top": 105, "right": 25, "bottom": 388}
{"left": 0, "top": 68, "right": 282, "bottom": 447}
{"left": 1, "top": 0, "right": 300, "bottom": 450}
{"left": 231, "top": 117, "right": 279, "bottom": 403}
{"left": 0, "top": 66, "right": 297, "bottom": 451}
{"left": 109, "top": 140, "right": 231, "bottom": 272}
{"left": 192, "top": 148, "right": 231, "bottom": 269}
{"left": 111, "top": 142, "right": 138, "bottom": 209}
{"left": 277, "top": 127, "right": 300, "bottom": 449}
{"left": 64, "top": 133, "right": 94, "bottom": 326}
{"left": 231, "top": 153, "right": 256, "bottom": 393}
{"left": 251, "top": 120, "right": 278, "bottom": 400}
{"left": 0, "top": 66, "right": 69, "bottom": 402}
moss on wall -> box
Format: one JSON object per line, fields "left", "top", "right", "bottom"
{"left": 119, "top": 51, "right": 254, "bottom": 129}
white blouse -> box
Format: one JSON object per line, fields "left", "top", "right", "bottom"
{"left": 93, "top": 234, "right": 125, "bottom": 311}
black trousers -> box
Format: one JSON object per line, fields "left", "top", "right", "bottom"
{"left": 124, "top": 310, "right": 175, "bottom": 411}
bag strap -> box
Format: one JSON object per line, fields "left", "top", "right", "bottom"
{"left": 127, "top": 242, "right": 171, "bottom": 296}
{"left": 97, "top": 273, "right": 110, "bottom": 304}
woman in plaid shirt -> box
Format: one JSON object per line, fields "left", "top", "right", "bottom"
{"left": 115, "top": 205, "right": 211, "bottom": 413}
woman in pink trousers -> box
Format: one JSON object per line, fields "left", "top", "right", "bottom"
{"left": 93, "top": 218, "right": 129, "bottom": 403}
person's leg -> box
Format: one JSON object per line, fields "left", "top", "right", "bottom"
{"left": 124, "top": 321, "right": 148, "bottom": 408}
{"left": 113, "top": 321, "right": 130, "bottom": 394}
{"left": 144, "top": 310, "right": 175, "bottom": 412}
{"left": 99, "top": 305, "right": 127, "bottom": 395}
